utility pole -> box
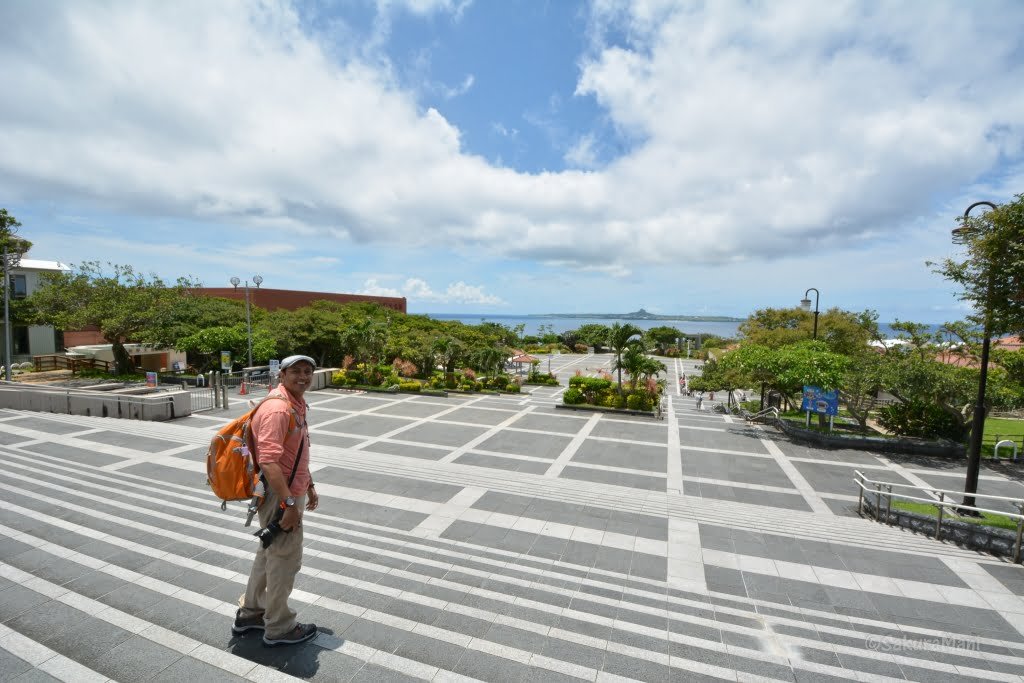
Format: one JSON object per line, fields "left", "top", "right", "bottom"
{"left": 2, "top": 244, "right": 10, "bottom": 381}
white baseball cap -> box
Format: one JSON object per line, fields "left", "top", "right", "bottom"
{"left": 279, "top": 355, "right": 316, "bottom": 370}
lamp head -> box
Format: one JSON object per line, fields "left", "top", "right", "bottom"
{"left": 230, "top": 276, "right": 241, "bottom": 288}
{"left": 800, "top": 298, "right": 811, "bottom": 311}
{"left": 252, "top": 275, "right": 263, "bottom": 287}
{"left": 953, "top": 201, "right": 997, "bottom": 244}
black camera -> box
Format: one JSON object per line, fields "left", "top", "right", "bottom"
{"left": 253, "top": 508, "right": 289, "bottom": 548}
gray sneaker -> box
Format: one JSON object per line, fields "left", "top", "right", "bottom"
{"left": 263, "top": 623, "right": 318, "bottom": 647}
{"left": 231, "top": 609, "right": 264, "bottom": 635}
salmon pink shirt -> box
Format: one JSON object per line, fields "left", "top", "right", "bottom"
{"left": 252, "top": 385, "right": 311, "bottom": 495}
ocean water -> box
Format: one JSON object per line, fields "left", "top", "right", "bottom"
{"left": 422, "top": 314, "right": 937, "bottom": 339}
{"left": 423, "top": 315, "right": 744, "bottom": 338}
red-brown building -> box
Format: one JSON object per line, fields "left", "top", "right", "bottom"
{"left": 195, "top": 287, "right": 406, "bottom": 314}
{"left": 64, "top": 288, "right": 406, "bottom": 348}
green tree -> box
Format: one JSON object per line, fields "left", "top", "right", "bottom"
{"left": 0, "top": 209, "right": 32, "bottom": 258}
{"left": 176, "top": 325, "right": 276, "bottom": 371}
{"left": 740, "top": 306, "right": 879, "bottom": 354}
{"left": 840, "top": 351, "right": 884, "bottom": 428}
{"left": 343, "top": 318, "right": 388, "bottom": 365}
{"left": 644, "top": 325, "right": 682, "bottom": 353}
{"left": 267, "top": 300, "right": 351, "bottom": 367}
{"left": 608, "top": 323, "right": 643, "bottom": 390}
{"left": 29, "top": 262, "right": 197, "bottom": 373}
{"left": 1, "top": 210, "right": 34, "bottom": 348}
{"left": 151, "top": 295, "right": 248, "bottom": 349}
{"left": 473, "top": 346, "right": 506, "bottom": 378}
{"left": 738, "top": 308, "right": 810, "bottom": 348}
{"left": 432, "top": 336, "right": 466, "bottom": 374}
{"left": 933, "top": 194, "right": 1024, "bottom": 338}
{"left": 575, "top": 324, "right": 611, "bottom": 349}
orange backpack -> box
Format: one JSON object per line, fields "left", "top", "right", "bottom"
{"left": 206, "top": 395, "right": 296, "bottom": 510}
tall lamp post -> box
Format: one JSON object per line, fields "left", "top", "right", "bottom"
{"left": 230, "top": 275, "right": 263, "bottom": 368}
{"left": 2, "top": 230, "right": 27, "bottom": 382}
{"left": 800, "top": 287, "right": 820, "bottom": 339}
{"left": 954, "top": 201, "right": 998, "bottom": 511}
{"left": 2, "top": 244, "right": 12, "bottom": 381}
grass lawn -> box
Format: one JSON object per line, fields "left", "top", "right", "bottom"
{"left": 983, "top": 417, "right": 1024, "bottom": 458}
{"left": 891, "top": 499, "right": 1021, "bottom": 531}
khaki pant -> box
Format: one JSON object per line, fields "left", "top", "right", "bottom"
{"left": 238, "top": 492, "right": 305, "bottom": 638}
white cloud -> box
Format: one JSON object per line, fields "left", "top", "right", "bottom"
{"left": 1, "top": 0, "right": 1022, "bottom": 283}
{"left": 358, "top": 276, "right": 503, "bottom": 304}
{"left": 491, "top": 123, "right": 518, "bottom": 138}
{"left": 564, "top": 134, "right": 600, "bottom": 169}
{"left": 358, "top": 278, "right": 402, "bottom": 297}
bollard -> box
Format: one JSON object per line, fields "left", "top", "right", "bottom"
{"left": 1015, "top": 505, "right": 1023, "bottom": 564}
{"left": 885, "top": 485, "right": 893, "bottom": 524}
{"left": 856, "top": 471, "right": 864, "bottom": 516}
{"left": 935, "top": 492, "right": 945, "bottom": 539}
{"left": 221, "top": 385, "right": 229, "bottom": 410}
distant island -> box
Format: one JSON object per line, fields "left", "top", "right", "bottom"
{"left": 534, "top": 309, "right": 743, "bottom": 322}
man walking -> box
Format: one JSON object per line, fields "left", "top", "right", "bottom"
{"left": 233, "top": 355, "right": 320, "bottom": 646}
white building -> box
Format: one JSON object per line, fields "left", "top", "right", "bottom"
{"left": 2, "top": 258, "right": 70, "bottom": 363}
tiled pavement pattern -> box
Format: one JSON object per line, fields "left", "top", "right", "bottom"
{"left": 1, "top": 353, "right": 1024, "bottom": 682}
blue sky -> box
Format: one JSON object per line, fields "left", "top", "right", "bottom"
{"left": 2, "top": 0, "right": 1023, "bottom": 322}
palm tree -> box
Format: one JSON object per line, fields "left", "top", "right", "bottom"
{"left": 608, "top": 323, "right": 643, "bottom": 390}
{"left": 432, "top": 336, "right": 466, "bottom": 374}
{"left": 474, "top": 346, "right": 506, "bottom": 378}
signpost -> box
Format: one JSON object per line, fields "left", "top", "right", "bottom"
{"left": 801, "top": 385, "right": 839, "bottom": 431}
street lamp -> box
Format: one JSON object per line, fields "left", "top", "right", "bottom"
{"left": 2, "top": 245, "right": 13, "bottom": 381}
{"left": 2, "top": 229, "right": 27, "bottom": 382}
{"left": 230, "top": 275, "right": 263, "bottom": 368}
{"left": 800, "top": 287, "right": 820, "bottom": 339}
{"left": 953, "top": 201, "right": 998, "bottom": 511}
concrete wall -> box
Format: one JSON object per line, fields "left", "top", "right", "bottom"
{"left": 0, "top": 386, "right": 192, "bottom": 421}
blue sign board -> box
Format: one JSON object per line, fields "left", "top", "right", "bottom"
{"left": 801, "top": 385, "right": 839, "bottom": 416}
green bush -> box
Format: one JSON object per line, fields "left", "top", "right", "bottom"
{"left": 525, "top": 372, "right": 559, "bottom": 386}
{"left": 569, "top": 376, "right": 612, "bottom": 391}
{"left": 563, "top": 388, "right": 585, "bottom": 405}
{"left": 626, "top": 393, "right": 652, "bottom": 411}
{"left": 399, "top": 381, "right": 421, "bottom": 392}
{"left": 876, "top": 401, "right": 964, "bottom": 441}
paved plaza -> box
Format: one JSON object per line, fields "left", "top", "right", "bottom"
{"left": 1, "top": 353, "right": 1024, "bottom": 682}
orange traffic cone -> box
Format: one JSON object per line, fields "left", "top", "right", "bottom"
{"left": 239, "top": 380, "right": 248, "bottom": 396}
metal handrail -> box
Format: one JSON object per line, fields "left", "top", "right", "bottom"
{"left": 855, "top": 470, "right": 1024, "bottom": 504}
{"left": 746, "top": 406, "right": 779, "bottom": 421}
{"left": 853, "top": 470, "right": 1024, "bottom": 563}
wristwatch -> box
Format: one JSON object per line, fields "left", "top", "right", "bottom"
{"left": 284, "top": 496, "right": 296, "bottom": 508}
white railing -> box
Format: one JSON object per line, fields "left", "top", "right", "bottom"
{"left": 854, "top": 470, "right": 1024, "bottom": 563}
{"left": 745, "top": 406, "right": 779, "bottom": 422}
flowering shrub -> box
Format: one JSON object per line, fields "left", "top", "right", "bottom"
{"left": 392, "top": 358, "right": 418, "bottom": 378}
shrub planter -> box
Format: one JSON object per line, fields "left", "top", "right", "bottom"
{"left": 862, "top": 497, "right": 1021, "bottom": 562}
{"left": 556, "top": 403, "right": 660, "bottom": 419}
{"left": 330, "top": 383, "right": 448, "bottom": 397}
{"left": 755, "top": 415, "right": 965, "bottom": 457}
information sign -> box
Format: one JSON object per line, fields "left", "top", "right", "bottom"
{"left": 145, "top": 372, "right": 158, "bottom": 388}
{"left": 220, "top": 351, "right": 232, "bottom": 371}
{"left": 801, "top": 385, "right": 839, "bottom": 416}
